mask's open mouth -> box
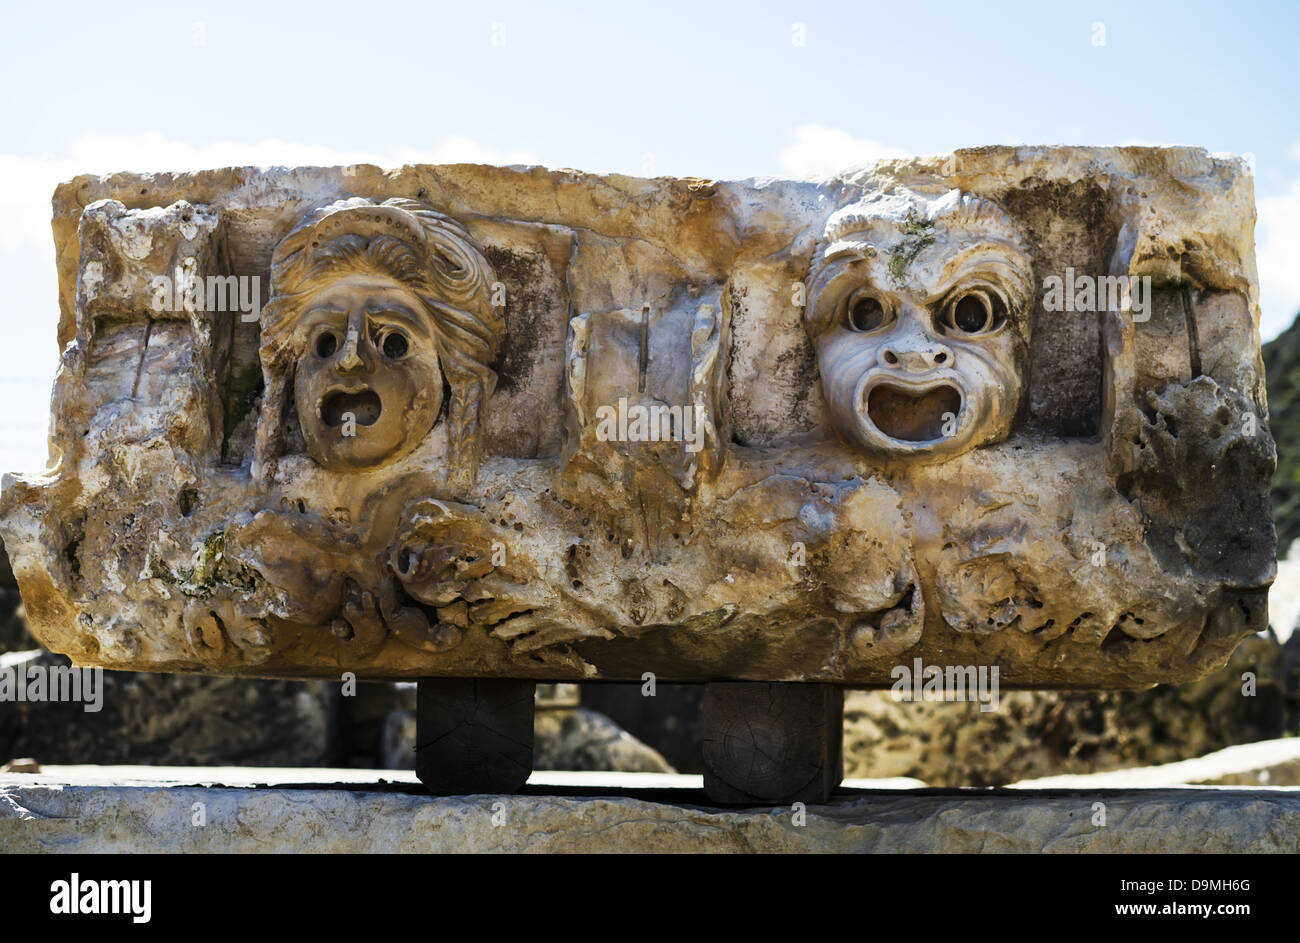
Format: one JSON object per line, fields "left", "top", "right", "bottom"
{"left": 321, "top": 389, "right": 382, "bottom": 427}
{"left": 866, "top": 381, "right": 962, "bottom": 442}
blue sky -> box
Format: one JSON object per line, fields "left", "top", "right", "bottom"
{"left": 2, "top": 0, "right": 1299, "bottom": 471}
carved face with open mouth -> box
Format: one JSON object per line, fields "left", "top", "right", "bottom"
{"left": 807, "top": 190, "right": 1032, "bottom": 462}
{"left": 292, "top": 274, "right": 443, "bottom": 471}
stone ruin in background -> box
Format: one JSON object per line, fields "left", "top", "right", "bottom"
{"left": 0, "top": 147, "right": 1277, "bottom": 803}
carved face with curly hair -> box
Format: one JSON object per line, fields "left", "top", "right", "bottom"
{"left": 805, "top": 189, "right": 1033, "bottom": 462}
{"left": 256, "top": 199, "right": 502, "bottom": 485}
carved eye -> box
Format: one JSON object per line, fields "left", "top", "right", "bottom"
{"left": 314, "top": 330, "right": 340, "bottom": 358}
{"left": 377, "top": 327, "right": 409, "bottom": 360}
{"left": 942, "top": 290, "right": 1005, "bottom": 336}
{"left": 847, "top": 293, "right": 890, "bottom": 333}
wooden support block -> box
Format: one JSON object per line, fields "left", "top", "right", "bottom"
{"left": 416, "top": 678, "right": 535, "bottom": 795}
{"left": 701, "top": 681, "right": 843, "bottom": 805}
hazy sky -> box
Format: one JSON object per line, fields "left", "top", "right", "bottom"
{"left": 1, "top": 0, "right": 1298, "bottom": 472}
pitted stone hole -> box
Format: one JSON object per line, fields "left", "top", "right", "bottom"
{"left": 64, "top": 536, "right": 82, "bottom": 579}
{"left": 564, "top": 543, "right": 582, "bottom": 583}
{"left": 199, "top": 611, "right": 225, "bottom": 649}
{"left": 867, "top": 383, "right": 961, "bottom": 441}
{"left": 179, "top": 489, "right": 199, "bottom": 517}
{"left": 396, "top": 547, "right": 415, "bottom": 576}
{"left": 322, "top": 389, "right": 381, "bottom": 427}
{"left": 1100, "top": 622, "right": 1129, "bottom": 651}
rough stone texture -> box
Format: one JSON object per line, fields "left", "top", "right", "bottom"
{"left": 2, "top": 776, "right": 1297, "bottom": 852}
{"left": 0, "top": 650, "right": 345, "bottom": 767}
{"left": 0, "top": 148, "right": 1275, "bottom": 687}
{"left": 841, "top": 633, "right": 1288, "bottom": 786}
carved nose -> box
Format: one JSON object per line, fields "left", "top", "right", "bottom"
{"left": 879, "top": 337, "right": 953, "bottom": 372}
{"left": 336, "top": 325, "right": 366, "bottom": 373}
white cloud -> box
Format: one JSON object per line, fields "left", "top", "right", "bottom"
{"left": 777, "top": 124, "right": 907, "bottom": 178}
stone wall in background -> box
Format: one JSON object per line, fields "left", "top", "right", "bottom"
{"left": 840, "top": 634, "right": 1292, "bottom": 786}
{"left": 0, "top": 650, "right": 346, "bottom": 767}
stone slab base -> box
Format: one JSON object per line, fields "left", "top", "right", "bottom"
{"left": 2, "top": 768, "right": 1298, "bottom": 852}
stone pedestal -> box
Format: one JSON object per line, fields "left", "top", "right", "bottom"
{"left": 702, "top": 682, "right": 843, "bottom": 804}
{"left": 415, "top": 679, "right": 534, "bottom": 794}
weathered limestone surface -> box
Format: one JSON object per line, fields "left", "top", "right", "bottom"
{"left": 0, "top": 148, "right": 1276, "bottom": 686}
{"left": 2, "top": 776, "right": 1297, "bottom": 852}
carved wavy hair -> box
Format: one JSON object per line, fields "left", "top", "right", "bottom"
{"left": 254, "top": 198, "right": 502, "bottom": 491}
{"left": 806, "top": 189, "right": 1033, "bottom": 341}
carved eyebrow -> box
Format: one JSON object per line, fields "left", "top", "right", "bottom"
{"left": 821, "top": 242, "right": 875, "bottom": 265}
{"left": 303, "top": 302, "right": 349, "bottom": 317}
{"left": 364, "top": 301, "right": 433, "bottom": 336}
{"left": 922, "top": 245, "right": 1033, "bottom": 305}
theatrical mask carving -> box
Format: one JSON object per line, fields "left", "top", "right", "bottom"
{"left": 256, "top": 198, "right": 502, "bottom": 479}
{"left": 806, "top": 189, "right": 1032, "bottom": 462}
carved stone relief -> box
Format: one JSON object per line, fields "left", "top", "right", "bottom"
{"left": 0, "top": 148, "right": 1276, "bottom": 689}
